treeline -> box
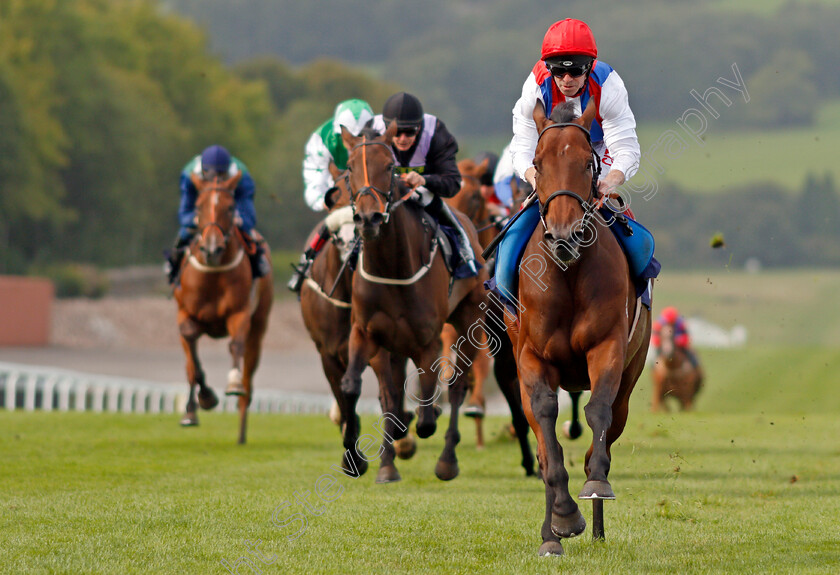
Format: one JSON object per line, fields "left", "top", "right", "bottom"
{"left": 0, "top": 0, "right": 395, "bottom": 273}
{"left": 165, "top": 0, "right": 840, "bottom": 137}
{"left": 633, "top": 172, "right": 840, "bottom": 269}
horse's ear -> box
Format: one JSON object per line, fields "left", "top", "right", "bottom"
{"left": 223, "top": 171, "right": 242, "bottom": 190}
{"left": 327, "top": 161, "right": 342, "bottom": 182}
{"left": 578, "top": 99, "right": 597, "bottom": 131}
{"left": 384, "top": 120, "right": 398, "bottom": 145}
{"left": 477, "top": 157, "right": 490, "bottom": 179}
{"left": 340, "top": 125, "right": 358, "bottom": 151}
{"left": 532, "top": 100, "right": 551, "bottom": 132}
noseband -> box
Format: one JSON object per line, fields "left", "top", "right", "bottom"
{"left": 347, "top": 139, "right": 413, "bottom": 224}
{"left": 536, "top": 122, "right": 602, "bottom": 231}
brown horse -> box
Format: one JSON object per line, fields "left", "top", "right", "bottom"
{"left": 300, "top": 164, "right": 417, "bottom": 461}
{"left": 338, "top": 123, "right": 523, "bottom": 483}
{"left": 439, "top": 157, "right": 497, "bottom": 446}
{"left": 507, "top": 101, "right": 651, "bottom": 555}
{"left": 651, "top": 323, "right": 703, "bottom": 411}
{"left": 174, "top": 173, "right": 273, "bottom": 445}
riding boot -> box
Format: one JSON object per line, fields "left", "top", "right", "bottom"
{"left": 684, "top": 347, "right": 701, "bottom": 370}
{"left": 287, "top": 223, "right": 330, "bottom": 293}
{"left": 164, "top": 234, "right": 192, "bottom": 285}
{"left": 426, "top": 196, "right": 478, "bottom": 277}
{"left": 249, "top": 243, "right": 271, "bottom": 279}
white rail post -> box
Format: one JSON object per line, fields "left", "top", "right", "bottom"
{"left": 23, "top": 374, "right": 36, "bottom": 411}
{"left": 3, "top": 371, "right": 18, "bottom": 410}
{"left": 58, "top": 380, "right": 72, "bottom": 411}
{"left": 93, "top": 386, "right": 106, "bottom": 413}
{"left": 74, "top": 381, "right": 89, "bottom": 411}
{"left": 42, "top": 376, "right": 59, "bottom": 412}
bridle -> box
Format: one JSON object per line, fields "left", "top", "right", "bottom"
{"left": 536, "top": 122, "right": 603, "bottom": 231}
{"left": 346, "top": 138, "right": 414, "bottom": 224}
{"left": 189, "top": 178, "right": 245, "bottom": 272}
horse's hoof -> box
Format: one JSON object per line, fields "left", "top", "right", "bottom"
{"left": 463, "top": 403, "right": 485, "bottom": 418}
{"left": 197, "top": 387, "right": 219, "bottom": 410}
{"left": 416, "top": 420, "right": 436, "bottom": 439}
{"left": 434, "top": 459, "right": 459, "bottom": 481}
{"left": 180, "top": 413, "right": 198, "bottom": 426}
{"left": 415, "top": 405, "right": 442, "bottom": 438}
{"left": 225, "top": 383, "right": 246, "bottom": 396}
{"left": 579, "top": 479, "right": 616, "bottom": 500}
{"left": 375, "top": 465, "right": 402, "bottom": 484}
{"left": 551, "top": 508, "right": 587, "bottom": 538}
{"left": 394, "top": 433, "right": 417, "bottom": 460}
{"left": 562, "top": 420, "right": 582, "bottom": 440}
{"left": 340, "top": 450, "right": 369, "bottom": 477}
{"left": 538, "top": 541, "right": 564, "bottom": 557}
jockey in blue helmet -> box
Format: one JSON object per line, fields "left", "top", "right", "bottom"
{"left": 164, "top": 145, "right": 270, "bottom": 284}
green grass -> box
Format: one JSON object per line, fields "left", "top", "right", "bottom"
{"left": 651, "top": 268, "right": 840, "bottom": 346}
{"left": 636, "top": 101, "right": 840, "bottom": 193}
{"left": 5, "top": 268, "right": 840, "bottom": 573}
{"left": 3, "top": 399, "right": 840, "bottom": 573}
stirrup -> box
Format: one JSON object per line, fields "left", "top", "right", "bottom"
{"left": 286, "top": 262, "right": 308, "bottom": 293}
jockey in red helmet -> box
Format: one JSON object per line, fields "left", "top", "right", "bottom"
{"left": 651, "top": 306, "right": 701, "bottom": 368}
{"left": 511, "top": 18, "right": 641, "bottom": 216}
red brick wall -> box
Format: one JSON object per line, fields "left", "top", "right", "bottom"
{"left": 0, "top": 276, "right": 54, "bottom": 346}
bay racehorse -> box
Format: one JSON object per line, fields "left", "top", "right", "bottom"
{"left": 507, "top": 101, "right": 651, "bottom": 555}
{"left": 651, "top": 322, "right": 703, "bottom": 411}
{"left": 300, "top": 163, "right": 417, "bottom": 461}
{"left": 440, "top": 157, "right": 498, "bottom": 446}
{"left": 174, "top": 172, "right": 273, "bottom": 444}
{"left": 339, "top": 123, "right": 534, "bottom": 483}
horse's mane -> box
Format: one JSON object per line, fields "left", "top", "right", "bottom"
{"left": 549, "top": 101, "right": 579, "bottom": 124}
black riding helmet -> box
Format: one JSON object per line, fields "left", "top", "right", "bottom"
{"left": 473, "top": 151, "right": 499, "bottom": 186}
{"left": 382, "top": 92, "right": 424, "bottom": 131}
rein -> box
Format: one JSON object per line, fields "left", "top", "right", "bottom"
{"left": 357, "top": 239, "right": 440, "bottom": 286}
{"left": 536, "top": 122, "right": 604, "bottom": 231}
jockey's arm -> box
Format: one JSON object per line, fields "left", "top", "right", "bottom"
{"left": 233, "top": 172, "right": 257, "bottom": 232}
{"left": 420, "top": 119, "right": 462, "bottom": 198}
{"left": 302, "top": 131, "right": 334, "bottom": 212}
{"left": 178, "top": 173, "right": 198, "bottom": 236}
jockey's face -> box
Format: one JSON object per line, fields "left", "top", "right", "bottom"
{"left": 392, "top": 126, "right": 418, "bottom": 152}
{"left": 553, "top": 72, "right": 587, "bottom": 98}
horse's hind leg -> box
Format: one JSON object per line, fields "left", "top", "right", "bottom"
{"left": 369, "top": 350, "right": 403, "bottom": 483}
{"left": 562, "top": 391, "right": 583, "bottom": 440}
{"left": 492, "top": 332, "right": 536, "bottom": 477}
{"left": 389, "top": 355, "right": 417, "bottom": 460}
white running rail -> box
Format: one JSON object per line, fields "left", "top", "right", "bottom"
{"left": 0, "top": 361, "right": 381, "bottom": 415}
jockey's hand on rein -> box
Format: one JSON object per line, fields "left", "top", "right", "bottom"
{"left": 401, "top": 172, "right": 425, "bottom": 189}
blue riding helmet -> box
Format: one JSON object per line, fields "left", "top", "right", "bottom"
{"left": 200, "top": 145, "right": 232, "bottom": 174}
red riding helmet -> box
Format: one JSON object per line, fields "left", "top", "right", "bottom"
{"left": 661, "top": 306, "right": 679, "bottom": 324}
{"left": 541, "top": 18, "right": 598, "bottom": 60}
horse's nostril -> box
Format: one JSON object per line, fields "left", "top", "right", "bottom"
{"left": 353, "top": 214, "right": 363, "bottom": 224}
{"left": 571, "top": 230, "right": 585, "bottom": 243}
{"left": 543, "top": 232, "right": 555, "bottom": 243}
{"left": 371, "top": 213, "right": 384, "bottom": 225}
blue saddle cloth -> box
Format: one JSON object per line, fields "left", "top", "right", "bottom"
{"left": 486, "top": 202, "right": 660, "bottom": 309}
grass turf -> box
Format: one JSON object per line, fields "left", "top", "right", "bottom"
{"left": 3, "top": 398, "right": 839, "bottom": 573}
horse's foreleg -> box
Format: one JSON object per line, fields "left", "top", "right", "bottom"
{"left": 224, "top": 311, "right": 252, "bottom": 397}
{"left": 235, "top": 317, "right": 268, "bottom": 446}
{"left": 580, "top": 340, "right": 625, "bottom": 499}
{"left": 178, "top": 314, "right": 204, "bottom": 426}
{"left": 519, "top": 361, "right": 584, "bottom": 556}
{"left": 340, "top": 323, "right": 378, "bottom": 477}
{"left": 433, "top": 340, "right": 471, "bottom": 482}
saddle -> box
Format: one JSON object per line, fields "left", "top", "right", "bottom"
{"left": 486, "top": 201, "right": 660, "bottom": 313}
